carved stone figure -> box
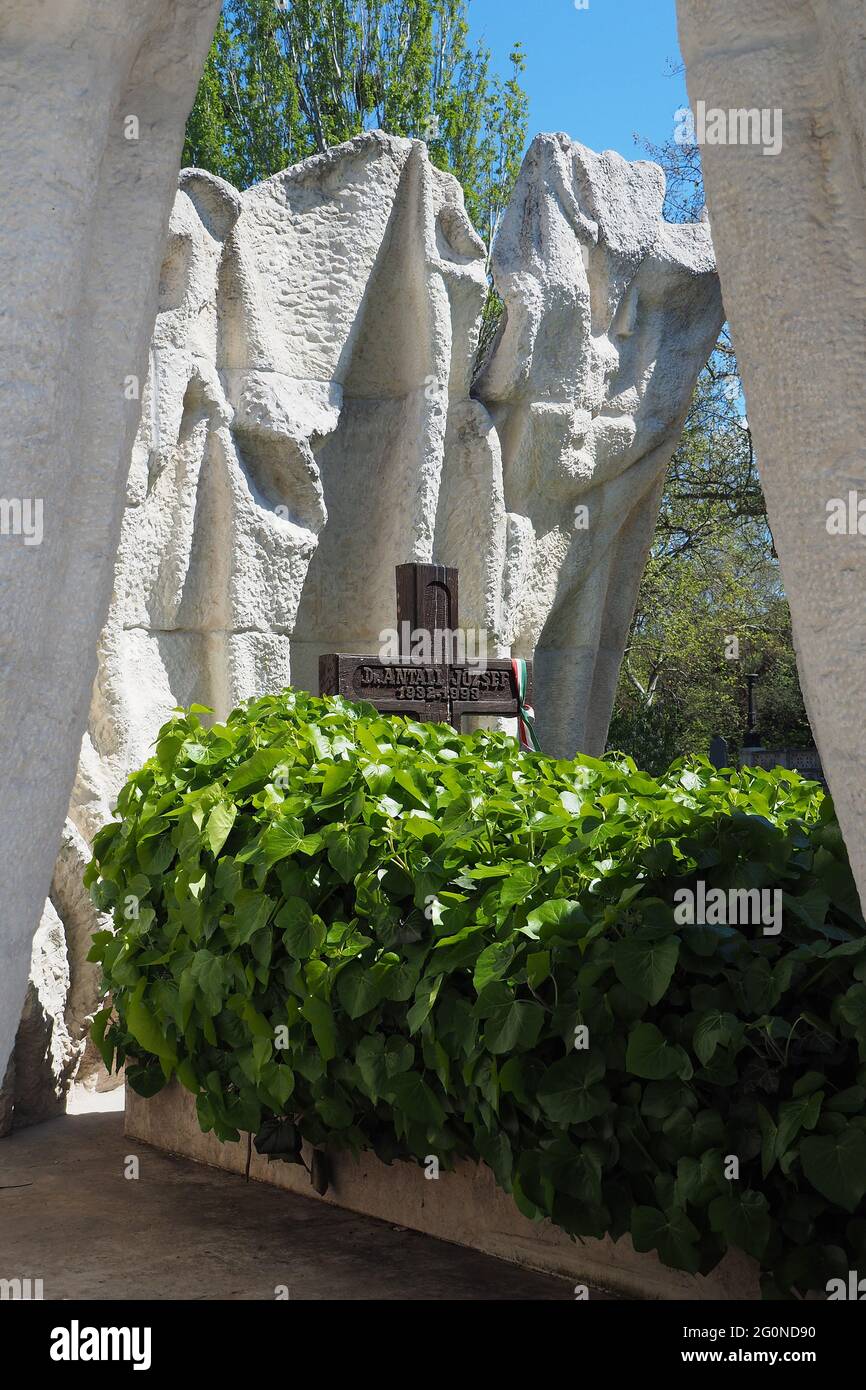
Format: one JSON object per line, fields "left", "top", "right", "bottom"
{"left": 75, "top": 132, "right": 486, "bottom": 828}
{"left": 74, "top": 167, "right": 328, "bottom": 838}
{"left": 471, "top": 134, "right": 724, "bottom": 757}
{"left": 286, "top": 135, "right": 489, "bottom": 692}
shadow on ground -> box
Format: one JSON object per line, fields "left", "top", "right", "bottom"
{"left": 0, "top": 1111, "right": 597, "bottom": 1300}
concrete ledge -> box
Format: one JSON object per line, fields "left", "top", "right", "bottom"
{"left": 125, "top": 1082, "right": 761, "bottom": 1300}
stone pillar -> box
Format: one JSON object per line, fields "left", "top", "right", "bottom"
{"left": 0, "top": 0, "right": 221, "bottom": 1088}
{"left": 676, "top": 0, "right": 866, "bottom": 909}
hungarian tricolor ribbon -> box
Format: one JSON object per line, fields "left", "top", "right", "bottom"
{"left": 511, "top": 657, "right": 540, "bottom": 752}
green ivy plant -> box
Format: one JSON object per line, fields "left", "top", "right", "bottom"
{"left": 87, "top": 689, "right": 866, "bottom": 1298}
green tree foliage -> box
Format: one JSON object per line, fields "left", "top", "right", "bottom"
{"left": 183, "top": 0, "right": 528, "bottom": 255}
{"left": 608, "top": 358, "right": 812, "bottom": 773}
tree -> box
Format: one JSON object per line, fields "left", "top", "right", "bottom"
{"left": 183, "top": 0, "right": 527, "bottom": 258}
{"left": 607, "top": 117, "right": 813, "bottom": 771}
{"left": 608, "top": 489, "right": 812, "bottom": 775}
{"left": 607, "top": 346, "right": 812, "bottom": 773}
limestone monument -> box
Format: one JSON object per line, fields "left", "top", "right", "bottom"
{"left": 2, "top": 129, "right": 721, "bottom": 1122}
{"left": 675, "top": 0, "right": 866, "bottom": 911}
{"left": 0, "top": 0, "right": 222, "bottom": 1110}
{"left": 74, "top": 133, "right": 490, "bottom": 831}
{"left": 286, "top": 136, "right": 491, "bottom": 692}
{"left": 73, "top": 166, "right": 328, "bottom": 840}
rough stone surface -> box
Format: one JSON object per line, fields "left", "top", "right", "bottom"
{"left": 287, "top": 135, "right": 490, "bottom": 691}
{"left": 0, "top": 824, "right": 113, "bottom": 1131}
{"left": 89, "top": 131, "right": 718, "bottom": 768}
{"left": 76, "top": 134, "right": 484, "bottom": 813}
{"left": 0, "top": 0, "right": 222, "bottom": 1094}
{"left": 675, "top": 0, "right": 866, "bottom": 913}
{"left": 0, "top": 902, "right": 72, "bottom": 1133}
{"left": 471, "top": 134, "right": 723, "bottom": 756}
{"left": 73, "top": 164, "right": 328, "bottom": 828}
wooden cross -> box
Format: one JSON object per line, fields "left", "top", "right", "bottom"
{"left": 318, "top": 563, "right": 532, "bottom": 732}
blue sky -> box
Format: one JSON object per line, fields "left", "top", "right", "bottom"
{"left": 466, "top": 0, "right": 687, "bottom": 161}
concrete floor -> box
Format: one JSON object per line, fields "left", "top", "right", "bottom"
{"left": 0, "top": 1111, "right": 581, "bottom": 1300}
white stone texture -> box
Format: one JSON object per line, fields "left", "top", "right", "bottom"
{"left": 675, "top": 0, "right": 866, "bottom": 911}
{"left": 0, "top": 0, "right": 221, "bottom": 1093}
{"left": 0, "top": 820, "right": 111, "bottom": 1132}
{"left": 73, "top": 166, "right": 329, "bottom": 830}
{"left": 471, "top": 134, "right": 724, "bottom": 757}
{"left": 76, "top": 132, "right": 487, "bottom": 828}
{"left": 0, "top": 902, "right": 73, "bottom": 1134}
{"left": 72, "top": 133, "right": 722, "bottom": 796}
{"left": 287, "top": 135, "right": 490, "bottom": 690}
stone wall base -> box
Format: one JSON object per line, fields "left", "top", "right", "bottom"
{"left": 125, "top": 1082, "right": 760, "bottom": 1300}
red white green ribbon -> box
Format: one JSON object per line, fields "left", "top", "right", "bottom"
{"left": 511, "top": 658, "right": 540, "bottom": 752}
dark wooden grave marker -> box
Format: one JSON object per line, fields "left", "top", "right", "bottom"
{"left": 319, "top": 563, "right": 533, "bottom": 734}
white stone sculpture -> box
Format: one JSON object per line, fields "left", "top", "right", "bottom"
{"left": 0, "top": 824, "right": 107, "bottom": 1133}
{"left": 468, "top": 134, "right": 724, "bottom": 757}
{"left": 76, "top": 132, "right": 486, "bottom": 834}
{"left": 0, "top": 0, "right": 221, "bottom": 1102}
{"left": 286, "top": 135, "right": 490, "bottom": 691}
{"left": 73, "top": 166, "right": 329, "bottom": 837}
{"left": 675, "top": 0, "right": 866, "bottom": 913}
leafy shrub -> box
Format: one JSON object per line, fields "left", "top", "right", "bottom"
{"left": 88, "top": 690, "right": 866, "bottom": 1298}
{"left": 606, "top": 701, "right": 684, "bottom": 776}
